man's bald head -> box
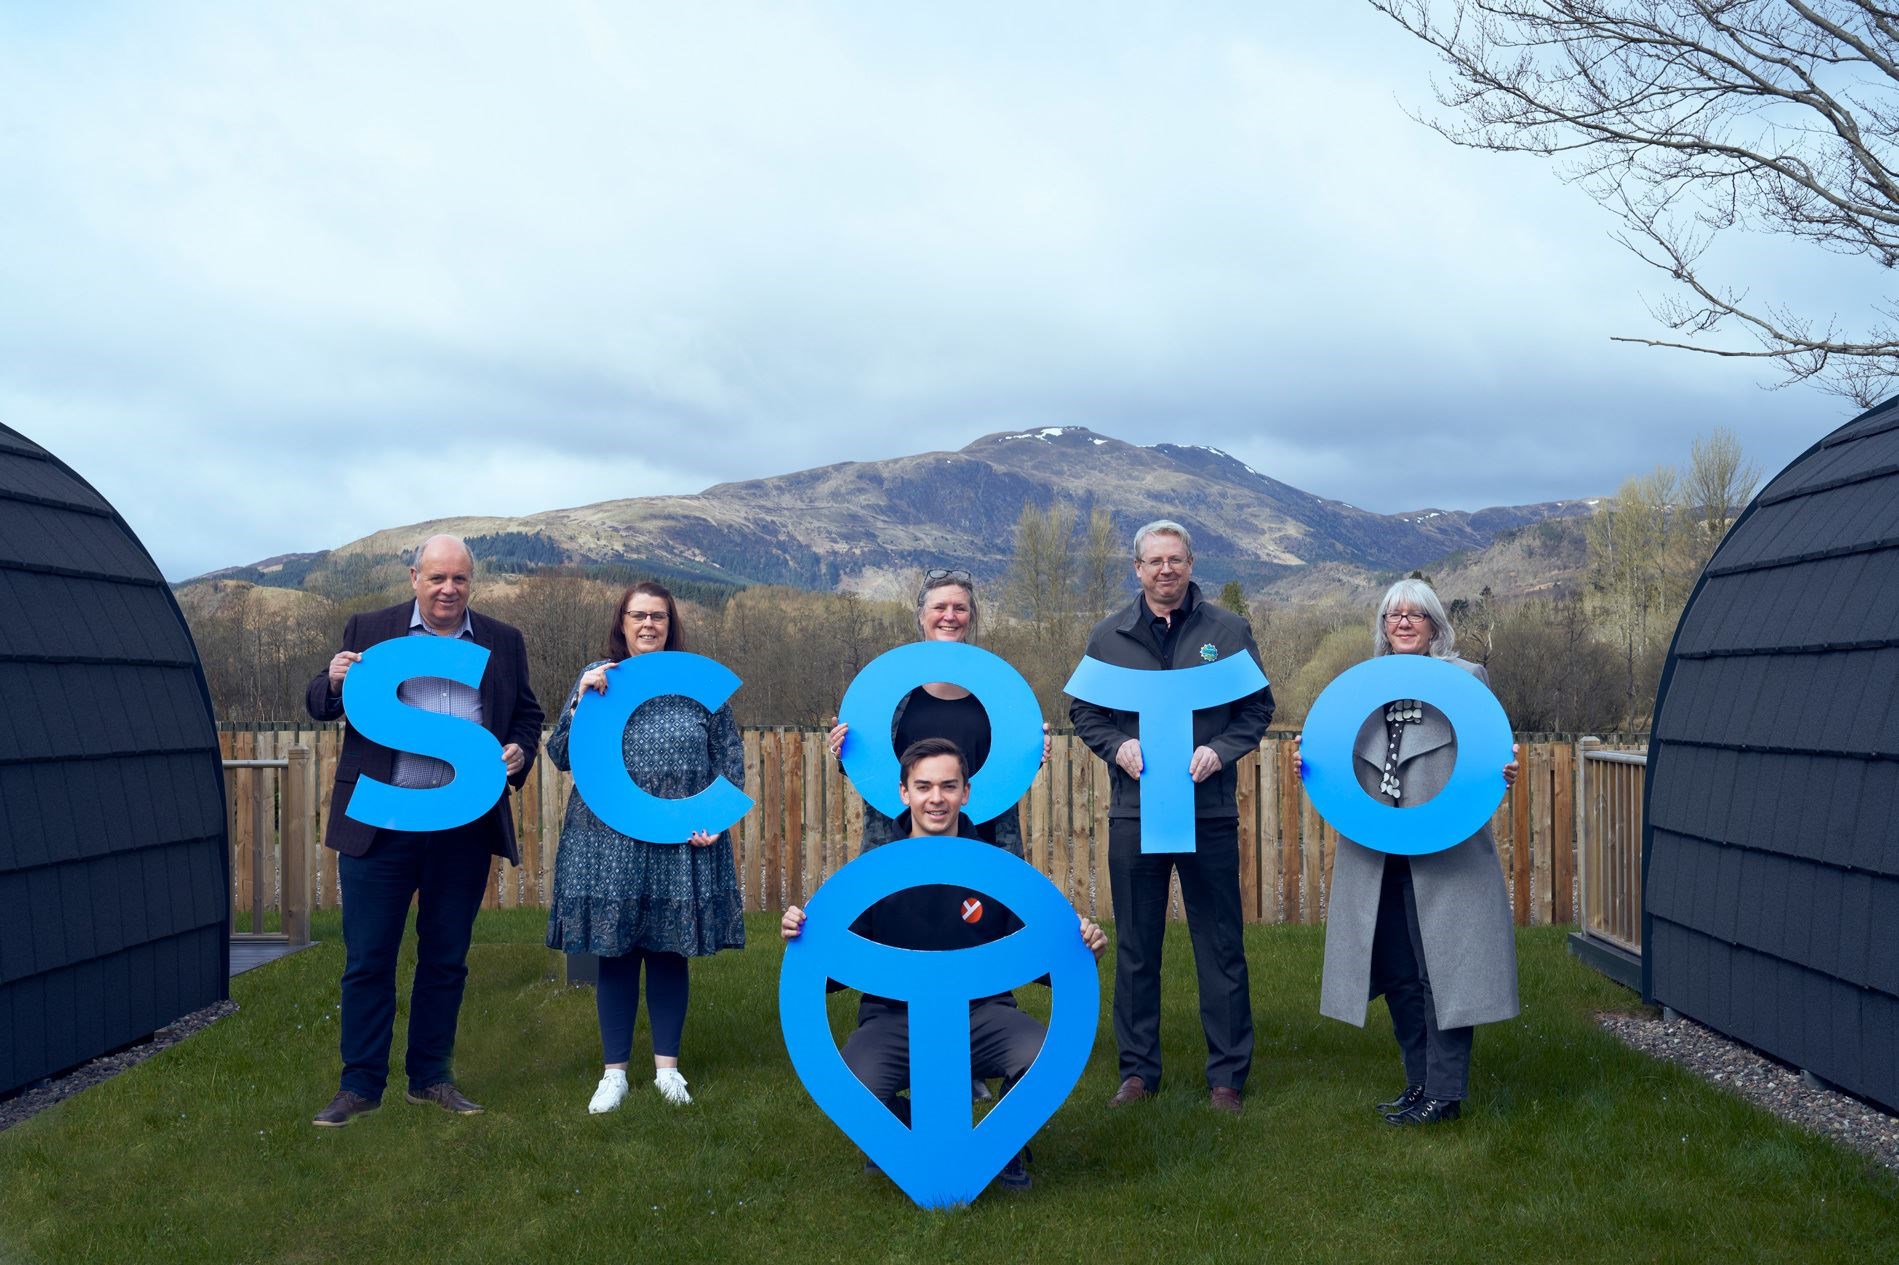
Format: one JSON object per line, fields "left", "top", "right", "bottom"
{"left": 410, "top": 535, "right": 475, "bottom": 634}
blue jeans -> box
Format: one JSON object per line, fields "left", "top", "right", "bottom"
{"left": 337, "top": 823, "right": 492, "bottom": 1099}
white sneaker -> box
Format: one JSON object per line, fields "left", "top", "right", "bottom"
{"left": 654, "top": 1067, "right": 692, "bottom": 1106}
{"left": 588, "top": 1069, "right": 628, "bottom": 1114}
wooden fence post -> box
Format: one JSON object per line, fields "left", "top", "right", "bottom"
{"left": 1577, "top": 736, "right": 1600, "bottom": 939}
{"left": 283, "top": 745, "right": 311, "bottom": 945}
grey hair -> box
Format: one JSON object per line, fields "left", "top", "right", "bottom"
{"left": 916, "top": 573, "right": 980, "bottom": 644}
{"left": 1372, "top": 578, "right": 1456, "bottom": 659}
{"left": 1132, "top": 519, "right": 1194, "bottom": 562}
{"left": 412, "top": 533, "right": 474, "bottom": 572}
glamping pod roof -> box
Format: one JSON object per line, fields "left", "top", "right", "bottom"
{"left": 1645, "top": 395, "right": 1899, "bottom": 1110}
{"left": 0, "top": 425, "right": 229, "bottom": 1097}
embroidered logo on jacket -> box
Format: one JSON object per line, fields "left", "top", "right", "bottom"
{"left": 960, "top": 897, "right": 984, "bottom": 924}
{"left": 1199, "top": 643, "right": 1219, "bottom": 662}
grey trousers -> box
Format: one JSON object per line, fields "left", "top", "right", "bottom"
{"left": 843, "top": 996, "right": 1047, "bottom": 1122}
{"left": 1370, "top": 856, "right": 1474, "bottom": 1101}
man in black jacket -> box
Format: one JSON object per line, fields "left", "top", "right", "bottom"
{"left": 1067, "top": 520, "right": 1274, "bottom": 1115}
{"left": 781, "top": 738, "right": 1107, "bottom": 1190}
{"left": 304, "top": 534, "right": 543, "bottom": 1127}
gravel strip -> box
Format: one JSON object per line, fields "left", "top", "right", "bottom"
{"left": 0, "top": 1001, "right": 237, "bottom": 1134}
{"left": 1600, "top": 1009, "right": 1899, "bottom": 1173}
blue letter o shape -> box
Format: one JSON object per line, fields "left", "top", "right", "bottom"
{"left": 1300, "top": 655, "right": 1512, "bottom": 856}
{"left": 836, "top": 642, "right": 1042, "bottom": 824}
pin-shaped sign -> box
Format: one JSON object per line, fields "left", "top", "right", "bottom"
{"left": 1063, "top": 653, "right": 1269, "bottom": 853}
{"left": 568, "top": 651, "right": 755, "bottom": 842}
{"left": 341, "top": 637, "right": 505, "bottom": 831}
{"left": 836, "top": 642, "right": 1044, "bottom": 824}
{"left": 1300, "top": 654, "right": 1513, "bottom": 855}
{"left": 780, "top": 838, "right": 1100, "bottom": 1209}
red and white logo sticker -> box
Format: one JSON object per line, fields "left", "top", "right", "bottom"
{"left": 960, "top": 897, "right": 983, "bottom": 924}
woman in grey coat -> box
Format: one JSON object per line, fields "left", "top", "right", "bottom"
{"left": 1317, "top": 578, "right": 1520, "bottom": 1125}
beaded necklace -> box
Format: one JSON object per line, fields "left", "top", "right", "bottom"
{"left": 1379, "top": 700, "right": 1423, "bottom": 802}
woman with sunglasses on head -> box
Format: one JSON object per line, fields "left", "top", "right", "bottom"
{"left": 1316, "top": 577, "right": 1520, "bottom": 1126}
{"left": 823, "top": 567, "right": 1048, "bottom": 856}
{"left": 544, "top": 580, "right": 745, "bottom": 1114}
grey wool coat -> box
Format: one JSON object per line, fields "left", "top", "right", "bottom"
{"left": 1318, "top": 655, "right": 1520, "bottom": 1031}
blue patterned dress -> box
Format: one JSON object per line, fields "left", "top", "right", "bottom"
{"left": 544, "top": 660, "right": 747, "bottom": 958}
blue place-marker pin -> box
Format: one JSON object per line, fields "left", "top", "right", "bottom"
{"left": 779, "top": 838, "right": 1100, "bottom": 1209}
{"left": 1062, "top": 653, "right": 1268, "bottom": 853}
{"left": 836, "top": 642, "right": 1043, "bottom": 825}
{"left": 1300, "top": 655, "right": 1513, "bottom": 855}
{"left": 341, "top": 637, "right": 505, "bottom": 832}
{"left": 568, "top": 651, "right": 755, "bottom": 842}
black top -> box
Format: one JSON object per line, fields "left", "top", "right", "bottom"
{"left": 892, "top": 685, "right": 998, "bottom": 845}
{"left": 1139, "top": 586, "right": 1198, "bottom": 664}
{"left": 847, "top": 812, "right": 1023, "bottom": 1010}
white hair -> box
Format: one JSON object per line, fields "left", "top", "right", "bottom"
{"left": 1132, "top": 519, "right": 1193, "bottom": 561}
{"left": 1372, "top": 578, "right": 1456, "bottom": 658}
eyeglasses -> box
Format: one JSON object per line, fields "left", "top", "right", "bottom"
{"left": 1137, "top": 554, "right": 1190, "bottom": 569}
{"left": 1384, "top": 611, "right": 1431, "bottom": 627}
{"left": 924, "top": 568, "right": 973, "bottom": 584}
{"left": 623, "top": 610, "right": 669, "bottom": 623}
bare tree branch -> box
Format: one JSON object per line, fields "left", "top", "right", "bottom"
{"left": 1369, "top": 0, "right": 1899, "bottom": 403}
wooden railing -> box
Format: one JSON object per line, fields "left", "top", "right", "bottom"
{"left": 222, "top": 727, "right": 1587, "bottom": 927}
{"left": 1575, "top": 736, "right": 1647, "bottom": 955}
{"left": 222, "top": 746, "right": 312, "bottom": 946}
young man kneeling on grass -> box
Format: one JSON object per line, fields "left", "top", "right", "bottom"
{"left": 781, "top": 737, "right": 1107, "bottom": 1192}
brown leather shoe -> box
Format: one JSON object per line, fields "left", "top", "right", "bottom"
{"left": 312, "top": 1089, "right": 380, "bottom": 1128}
{"left": 1209, "top": 1086, "right": 1243, "bottom": 1116}
{"left": 1107, "top": 1076, "right": 1153, "bottom": 1108}
{"left": 405, "top": 1082, "right": 484, "bottom": 1115}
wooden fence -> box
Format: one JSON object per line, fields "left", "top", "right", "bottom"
{"left": 1576, "top": 737, "right": 1647, "bottom": 953}
{"left": 223, "top": 727, "right": 1595, "bottom": 930}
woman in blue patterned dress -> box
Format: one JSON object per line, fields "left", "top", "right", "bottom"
{"left": 545, "top": 580, "right": 745, "bottom": 1113}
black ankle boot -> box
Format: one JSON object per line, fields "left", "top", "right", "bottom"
{"left": 1374, "top": 1084, "right": 1424, "bottom": 1114}
{"left": 1384, "top": 1097, "right": 1462, "bottom": 1126}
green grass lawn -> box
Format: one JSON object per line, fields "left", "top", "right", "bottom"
{"left": 2, "top": 913, "right": 1893, "bottom": 1264}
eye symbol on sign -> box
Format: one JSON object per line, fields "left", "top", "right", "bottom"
{"left": 961, "top": 898, "right": 983, "bottom": 924}
{"left": 779, "top": 839, "right": 1100, "bottom": 1209}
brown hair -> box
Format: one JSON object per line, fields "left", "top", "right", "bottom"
{"left": 898, "top": 736, "right": 968, "bottom": 785}
{"left": 606, "top": 580, "right": 685, "bottom": 660}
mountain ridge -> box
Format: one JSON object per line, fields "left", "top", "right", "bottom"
{"left": 186, "top": 426, "right": 1600, "bottom": 601}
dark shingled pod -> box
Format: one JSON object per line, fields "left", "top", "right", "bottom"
{"left": 0, "top": 425, "right": 228, "bottom": 1098}
{"left": 1645, "top": 395, "right": 1899, "bottom": 1111}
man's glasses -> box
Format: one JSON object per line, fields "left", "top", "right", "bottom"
{"left": 925, "top": 568, "right": 973, "bottom": 584}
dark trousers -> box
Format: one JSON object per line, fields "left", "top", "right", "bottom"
{"left": 1107, "top": 816, "right": 1253, "bottom": 1092}
{"left": 337, "top": 823, "right": 492, "bottom": 1100}
{"left": 843, "top": 996, "right": 1046, "bottom": 1122}
{"left": 597, "top": 949, "right": 690, "bottom": 1063}
{"left": 1371, "top": 857, "right": 1474, "bottom": 1101}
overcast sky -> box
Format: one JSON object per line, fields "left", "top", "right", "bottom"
{"left": 0, "top": 3, "right": 1870, "bottom": 581}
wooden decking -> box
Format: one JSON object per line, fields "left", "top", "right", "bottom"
{"left": 229, "top": 939, "right": 319, "bottom": 977}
